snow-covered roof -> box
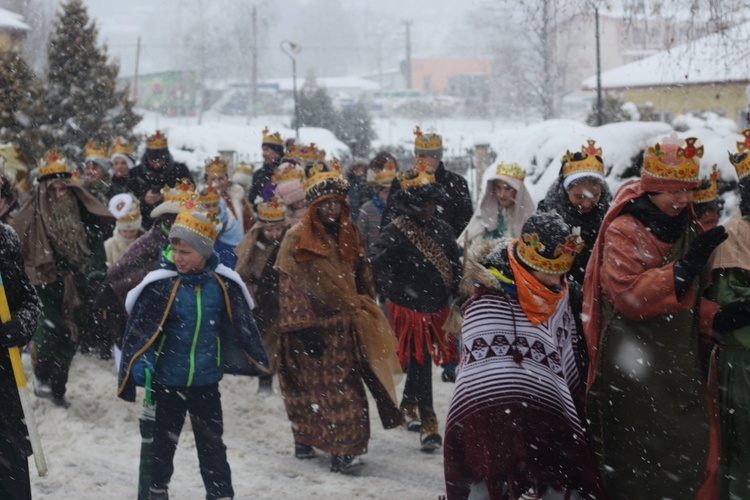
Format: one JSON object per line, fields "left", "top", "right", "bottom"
{"left": 265, "top": 76, "right": 380, "bottom": 92}
{"left": 582, "top": 21, "right": 750, "bottom": 90}
{"left": 0, "top": 8, "right": 30, "bottom": 31}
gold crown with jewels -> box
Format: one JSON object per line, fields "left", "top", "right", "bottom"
{"left": 516, "top": 231, "right": 585, "bottom": 275}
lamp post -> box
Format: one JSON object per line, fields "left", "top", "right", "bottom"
{"left": 588, "top": 1, "right": 603, "bottom": 126}
{"left": 280, "top": 40, "right": 302, "bottom": 140}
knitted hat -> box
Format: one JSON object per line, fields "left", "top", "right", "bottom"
{"left": 641, "top": 135, "right": 701, "bottom": 192}
{"left": 400, "top": 157, "right": 436, "bottom": 190}
{"left": 303, "top": 158, "right": 349, "bottom": 203}
{"left": 254, "top": 183, "right": 286, "bottom": 223}
{"left": 150, "top": 178, "right": 200, "bottom": 218}
{"left": 110, "top": 137, "right": 135, "bottom": 170}
{"left": 394, "top": 158, "right": 444, "bottom": 210}
{"left": 693, "top": 165, "right": 718, "bottom": 204}
{"left": 85, "top": 140, "right": 112, "bottom": 172}
{"left": 273, "top": 157, "right": 306, "bottom": 205}
{"left": 169, "top": 208, "right": 222, "bottom": 259}
{"left": 262, "top": 127, "right": 285, "bottom": 157}
{"left": 728, "top": 128, "right": 750, "bottom": 181}
{"left": 231, "top": 161, "right": 255, "bottom": 188}
{"left": 561, "top": 139, "right": 605, "bottom": 189}
{"left": 108, "top": 193, "right": 143, "bottom": 231}
{"left": 37, "top": 149, "right": 71, "bottom": 182}
{"left": 515, "top": 211, "right": 584, "bottom": 275}
{"left": 413, "top": 126, "right": 443, "bottom": 160}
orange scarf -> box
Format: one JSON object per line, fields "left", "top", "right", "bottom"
{"left": 507, "top": 240, "right": 567, "bottom": 325}
{"left": 294, "top": 194, "right": 360, "bottom": 264}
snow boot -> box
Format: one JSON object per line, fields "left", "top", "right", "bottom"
{"left": 402, "top": 404, "right": 422, "bottom": 432}
{"left": 330, "top": 455, "right": 363, "bottom": 474}
{"left": 257, "top": 375, "right": 273, "bottom": 396}
{"left": 294, "top": 441, "right": 315, "bottom": 459}
{"left": 420, "top": 417, "right": 442, "bottom": 452}
{"left": 147, "top": 487, "right": 168, "bottom": 500}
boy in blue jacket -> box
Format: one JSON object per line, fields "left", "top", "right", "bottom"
{"left": 118, "top": 207, "right": 268, "bottom": 500}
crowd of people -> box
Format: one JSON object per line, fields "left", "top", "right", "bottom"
{"left": 0, "top": 123, "right": 749, "bottom": 500}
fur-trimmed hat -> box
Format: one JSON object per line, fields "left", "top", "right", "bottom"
{"left": 303, "top": 158, "right": 349, "bottom": 203}
{"left": 108, "top": 193, "right": 143, "bottom": 231}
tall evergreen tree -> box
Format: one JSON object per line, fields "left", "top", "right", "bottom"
{"left": 44, "top": 0, "right": 140, "bottom": 162}
{"left": 335, "top": 100, "right": 375, "bottom": 158}
{"left": 0, "top": 49, "right": 47, "bottom": 165}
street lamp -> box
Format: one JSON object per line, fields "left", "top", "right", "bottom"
{"left": 280, "top": 40, "right": 302, "bottom": 140}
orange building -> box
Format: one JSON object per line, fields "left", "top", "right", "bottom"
{"left": 410, "top": 58, "right": 493, "bottom": 94}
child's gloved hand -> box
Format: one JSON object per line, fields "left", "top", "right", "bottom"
{"left": 0, "top": 318, "right": 27, "bottom": 348}
{"left": 132, "top": 357, "right": 155, "bottom": 386}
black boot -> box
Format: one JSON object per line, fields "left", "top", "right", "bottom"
{"left": 49, "top": 362, "right": 71, "bottom": 408}
{"left": 257, "top": 375, "right": 273, "bottom": 396}
{"left": 33, "top": 358, "right": 53, "bottom": 400}
{"left": 330, "top": 455, "right": 363, "bottom": 474}
{"left": 294, "top": 441, "right": 315, "bottom": 459}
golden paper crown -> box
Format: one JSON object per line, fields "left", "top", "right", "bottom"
{"left": 303, "top": 159, "right": 343, "bottom": 192}
{"left": 643, "top": 137, "right": 702, "bottom": 182}
{"left": 110, "top": 137, "right": 133, "bottom": 156}
{"left": 495, "top": 162, "right": 526, "bottom": 181}
{"left": 693, "top": 165, "right": 719, "bottom": 204}
{"left": 262, "top": 127, "right": 284, "bottom": 147}
{"left": 516, "top": 231, "right": 585, "bottom": 275}
{"left": 255, "top": 195, "right": 286, "bottom": 223}
{"left": 38, "top": 149, "right": 70, "bottom": 179}
{"left": 85, "top": 140, "right": 109, "bottom": 160}
{"left": 728, "top": 128, "right": 750, "bottom": 181}
{"left": 291, "top": 143, "right": 326, "bottom": 163}
{"left": 146, "top": 130, "right": 168, "bottom": 150}
{"left": 272, "top": 159, "right": 305, "bottom": 184}
{"left": 173, "top": 209, "right": 220, "bottom": 243}
{"left": 562, "top": 139, "right": 604, "bottom": 178}
{"left": 374, "top": 158, "right": 398, "bottom": 185}
{"left": 235, "top": 161, "right": 254, "bottom": 176}
{"left": 162, "top": 178, "right": 200, "bottom": 206}
{"left": 204, "top": 156, "right": 228, "bottom": 176}
{"left": 200, "top": 184, "right": 221, "bottom": 204}
{"left": 400, "top": 158, "right": 436, "bottom": 189}
{"left": 108, "top": 193, "right": 141, "bottom": 222}
{"left": 413, "top": 126, "right": 442, "bottom": 151}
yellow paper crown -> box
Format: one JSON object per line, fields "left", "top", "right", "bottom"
{"left": 262, "top": 127, "right": 284, "bottom": 147}
{"left": 162, "top": 178, "right": 200, "bottom": 206}
{"left": 38, "top": 149, "right": 70, "bottom": 179}
{"left": 693, "top": 165, "right": 719, "bottom": 204}
{"left": 516, "top": 231, "right": 585, "bottom": 275}
{"left": 562, "top": 139, "right": 604, "bottom": 178}
{"left": 85, "top": 140, "right": 109, "bottom": 160}
{"left": 400, "top": 158, "right": 436, "bottom": 189}
{"left": 291, "top": 143, "right": 326, "bottom": 163}
{"left": 255, "top": 195, "right": 286, "bottom": 223}
{"left": 110, "top": 137, "right": 133, "bottom": 156}
{"left": 413, "top": 126, "right": 442, "bottom": 151}
{"left": 272, "top": 159, "right": 305, "bottom": 184}
{"left": 303, "top": 159, "right": 343, "bottom": 192}
{"left": 374, "top": 158, "right": 398, "bottom": 185}
{"left": 173, "top": 209, "right": 221, "bottom": 243}
{"left": 204, "top": 156, "right": 228, "bottom": 176}
{"left": 495, "top": 162, "right": 526, "bottom": 181}
{"left": 728, "top": 128, "right": 750, "bottom": 181}
{"left": 146, "top": 130, "right": 168, "bottom": 150}
{"left": 235, "top": 161, "right": 255, "bottom": 176}
{"left": 643, "top": 137, "right": 702, "bottom": 182}
{"left": 200, "top": 184, "right": 221, "bottom": 204}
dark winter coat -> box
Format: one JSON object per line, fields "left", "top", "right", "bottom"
{"left": 118, "top": 251, "right": 269, "bottom": 402}
{"left": 247, "top": 162, "right": 278, "bottom": 207}
{"left": 83, "top": 178, "right": 127, "bottom": 206}
{"left": 0, "top": 223, "right": 41, "bottom": 458}
{"left": 346, "top": 171, "right": 371, "bottom": 217}
{"left": 128, "top": 156, "right": 192, "bottom": 229}
{"left": 537, "top": 176, "right": 611, "bottom": 286}
{"left": 381, "top": 161, "right": 473, "bottom": 238}
{"left": 370, "top": 216, "right": 461, "bottom": 313}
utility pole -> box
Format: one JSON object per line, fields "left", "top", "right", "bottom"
{"left": 250, "top": 5, "right": 258, "bottom": 121}
{"left": 133, "top": 36, "right": 141, "bottom": 103}
{"left": 403, "top": 20, "right": 412, "bottom": 89}
{"left": 595, "top": 4, "right": 603, "bottom": 126}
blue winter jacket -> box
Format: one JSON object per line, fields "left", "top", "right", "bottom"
{"left": 117, "top": 246, "right": 268, "bottom": 402}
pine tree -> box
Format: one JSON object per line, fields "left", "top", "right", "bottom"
{"left": 335, "top": 100, "right": 375, "bottom": 158}
{"left": 0, "top": 49, "right": 47, "bottom": 164}
{"left": 293, "top": 72, "right": 338, "bottom": 132}
{"left": 44, "top": 0, "right": 140, "bottom": 162}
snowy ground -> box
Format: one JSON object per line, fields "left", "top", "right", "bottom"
{"left": 26, "top": 351, "right": 452, "bottom": 499}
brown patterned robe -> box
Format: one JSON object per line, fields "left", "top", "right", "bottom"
{"left": 274, "top": 223, "right": 402, "bottom": 456}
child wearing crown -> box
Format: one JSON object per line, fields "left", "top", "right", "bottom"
{"left": 370, "top": 159, "right": 462, "bottom": 452}
{"left": 443, "top": 211, "right": 604, "bottom": 499}
{"left": 234, "top": 183, "right": 289, "bottom": 395}
{"left": 584, "top": 136, "right": 726, "bottom": 499}
{"left": 118, "top": 206, "right": 268, "bottom": 500}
